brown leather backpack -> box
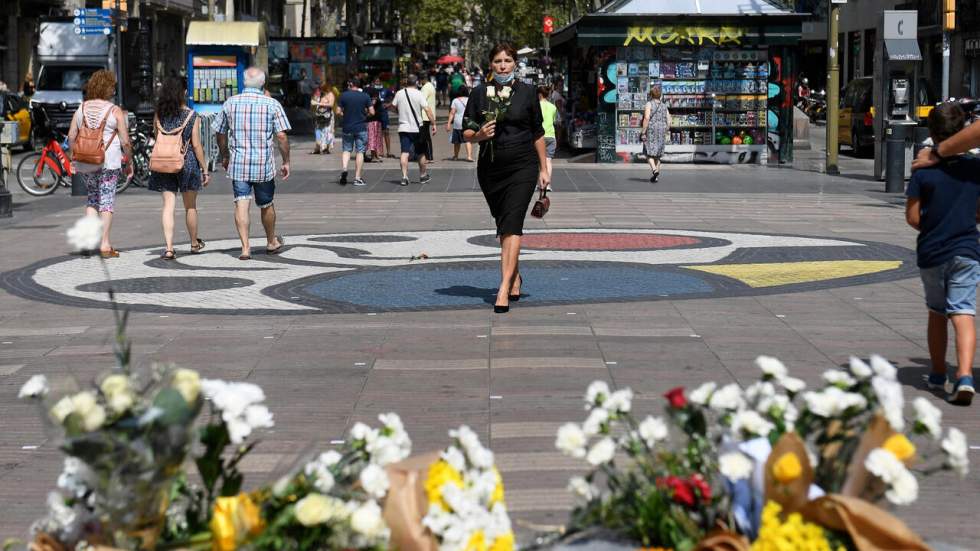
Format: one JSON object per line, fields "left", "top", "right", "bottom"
{"left": 149, "top": 110, "right": 194, "bottom": 174}
{"left": 71, "top": 101, "right": 117, "bottom": 165}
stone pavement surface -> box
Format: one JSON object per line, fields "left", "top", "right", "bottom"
{"left": 1, "top": 143, "right": 978, "bottom": 547}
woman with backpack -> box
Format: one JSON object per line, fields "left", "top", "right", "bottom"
{"left": 148, "top": 77, "right": 209, "bottom": 260}
{"left": 68, "top": 69, "right": 133, "bottom": 258}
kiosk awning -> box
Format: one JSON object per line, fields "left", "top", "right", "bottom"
{"left": 186, "top": 22, "right": 267, "bottom": 47}
{"left": 596, "top": 0, "right": 796, "bottom": 16}
{"left": 884, "top": 39, "right": 921, "bottom": 61}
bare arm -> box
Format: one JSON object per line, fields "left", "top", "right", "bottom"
{"left": 905, "top": 197, "right": 921, "bottom": 231}
{"left": 425, "top": 106, "right": 436, "bottom": 133}
{"left": 216, "top": 132, "right": 229, "bottom": 170}
{"left": 115, "top": 108, "right": 133, "bottom": 176}
{"left": 640, "top": 103, "right": 651, "bottom": 138}
{"left": 276, "top": 130, "right": 290, "bottom": 180}
{"left": 446, "top": 106, "right": 456, "bottom": 131}
{"left": 535, "top": 136, "right": 548, "bottom": 188}
{"left": 191, "top": 117, "right": 209, "bottom": 185}
{"left": 68, "top": 109, "right": 80, "bottom": 143}
{"left": 913, "top": 123, "right": 980, "bottom": 169}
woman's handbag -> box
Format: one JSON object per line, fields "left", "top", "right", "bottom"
{"left": 531, "top": 188, "right": 550, "bottom": 219}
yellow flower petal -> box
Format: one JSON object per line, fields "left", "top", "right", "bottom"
{"left": 882, "top": 434, "right": 916, "bottom": 462}
{"left": 772, "top": 452, "right": 803, "bottom": 484}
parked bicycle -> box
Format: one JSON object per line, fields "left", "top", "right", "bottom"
{"left": 17, "top": 105, "right": 138, "bottom": 196}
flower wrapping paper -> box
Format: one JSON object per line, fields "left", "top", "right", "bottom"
{"left": 382, "top": 451, "right": 442, "bottom": 551}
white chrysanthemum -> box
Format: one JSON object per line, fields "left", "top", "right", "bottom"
{"left": 567, "top": 476, "right": 599, "bottom": 500}
{"left": 637, "top": 416, "right": 668, "bottom": 447}
{"left": 870, "top": 355, "right": 898, "bottom": 381}
{"left": 745, "top": 381, "right": 776, "bottom": 403}
{"left": 605, "top": 388, "right": 633, "bottom": 413}
{"left": 201, "top": 379, "right": 273, "bottom": 443}
{"left": 582, "top": 407, "right": 609, "bottom": 436}
{"left": 942, "top": 427, "right": 969, "bottom": 477}
{"left": 865, "top": 448, "right": 918, "bottom": 505}
{"left": 885, "top": 469, "right": 918, "bottom": 505}
{"left": 441, "top": 445, "right": 467, "bottom": 472}
{"left": 350, "top": 422, "right": 377, "bottom": 442}
{"left": 912, "top": 397, "right": 942, "bottom": 440}
{"left": 731, "top": 410, "right": 774, "bottom": 437}
{"left": 19, "top": 374, "right": 49, "bottom": 399}
{"left": 555, "top": 423, "right": 588, "bottom": 458}
{"left": 359, "top": 463, "right": 390, "bottom": 499}
{"left": 688, "top": 381, "right": 716, "bottom": 405}
{"left": 778, "top": 376, "right": 806, "bottom": 395}
{"left": 56, "top": 458, "right": 93, "bottom": 499}
{"left": 872, "top": 376, "right": 905, "bottom": 431}
{"left": 803, "top": 387, "right": 867, "bottom": 417}
{"left": 451, "top": 425, "right": 494, "bottom": 469}
{"left": 718, "top": 452, "right": 753, "bottom": 481}
{"left": 708, "top": 383, "right": 745, "bottom": 411}
{"left": 849, "top": 356, "right": 873, "bottom": 380}
{"left": 379, "top": 412, "right": 404, "bottom": 432}
{"left": 66, "top": 215, "right": 103, "bottom": 252}
{"left": 822, "top": 370, "right": 857, "bottom": 388}
{"left": 585, "top": 380, "right": 611, "bottom": 407}
{"left": 756, "top": 356, "right": 787, "bottom": 380}
{"left": 586, "top": 437, "right": 616, "bottom": 466}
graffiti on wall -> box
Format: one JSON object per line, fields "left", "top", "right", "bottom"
{"left": 766, "top": 51, "right": 796, "bottom": 163}
{"left": 624, "top": 26, "right": 745, "bottom": 47}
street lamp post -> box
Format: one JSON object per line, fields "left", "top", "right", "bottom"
{"left": 825, "top": 0, "right": 841, "bottom": 176}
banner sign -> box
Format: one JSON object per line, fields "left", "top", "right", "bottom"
{"left": 623, "top": 26, "right": 745, "bottom": 46}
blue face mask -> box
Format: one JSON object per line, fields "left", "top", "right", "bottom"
{"left": 493, "top": 72, "right": 515, "bottom": 84}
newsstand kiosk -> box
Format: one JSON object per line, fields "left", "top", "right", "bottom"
{"left": 186, "top": 21, "right": 269, "bottom": 115}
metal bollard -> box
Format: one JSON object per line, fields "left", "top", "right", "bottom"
{"left": 885, "top": 121, "right": 914, "bottom": 193}
{"left": 71, "top": 172, "right": 87, "bottom": 196}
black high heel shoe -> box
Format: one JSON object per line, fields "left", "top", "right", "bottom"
{"left": 509, "top": 274, "right": 522, "bottom": 301}
{"left": 494, "top": 304, "right": 510, "bottom": 314}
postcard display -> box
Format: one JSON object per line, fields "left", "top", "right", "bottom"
{"left": 613, "top": 46, "right": 769, "bottom": 164}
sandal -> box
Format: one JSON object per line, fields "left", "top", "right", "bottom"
{"left": 100, "top": 249, "right": 120, "bottom": 259}
{"left": 239, "top": 254, "right": 251, "bottom": 261}
{"left": 266, "top": 235, "right": 286, "bottom": 255}
{"left": 161, "top": 250, "right": 177, "bottom": 260}
{"left": 191, "top": 238, "right": 206, "bottom": 254}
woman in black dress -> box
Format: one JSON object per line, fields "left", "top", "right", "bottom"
{"left": 463, "top": 43, "right": 550, "bottom": 313}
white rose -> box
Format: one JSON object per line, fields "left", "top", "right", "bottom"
{"left": 499, "top": 86, "right": 512, "bottom": 99}
{"left": 744, "top": 381, "right": 775, "bottom": 403}
{"left": 586, "top": 437, "right": 616, "bottom": 466}
{"left": 359, "top": 463, "right": 390, "bottom": 499}
{"left": 486, "top": 87, "right": 497, "bottom": 98}
{"left": 555, "top": 423, "right": 588, "bottom": 458}
{"left": 731, "top": 410, "right": 774, "bottom": 437}
{"left": 637, "top": 416, "right": 668, "bottom": 447}
{"left": 688, "top": 381, "right": 716, "bottom": 405}
{"left": 822, "top": 370, "right": 857, "bottom": 388}
{"left": 172, "top": 368, "right": 201, "bottom": 404}
{"left": 778, "top": 376, "right": 806, "bottom": 395}
{"left": 872, "top": 376, "right": 905, "bottom": 431}
{"left": 605, "top": 388, "right": 633, "bottom": 413}
{"left": 50, "top": 396, "right": 76, "bottom": 424}
{"left": 584, "top": 380, "right": 610, "bottom": 407}
{"left": 567, "top": 476, "right": 599, "bottom": 500}
{"left": 582, "top": 408, "right": 609, "bottom": 436}
{"left": 755, "top": 356, "right": 787, "bottom": 379}
{"left": 350, "top": 500, "right": 387, "bottom": 538}
{"left": 849, "top": 356, "right": 873, "bottom": 379}
{"left": 709, "top": 383, "right": 744, "bottom": 411}
{"left": 912, "top": 397, "right": 942, "bottom": 440}
{"left": 942, "top": 427, "right": 969, "bottom": 477}
{"left": 718, "top": 452, "right": 753, "bottom": 481}
{"left": 295, "top": 493, "right": 346, "bottom": 526}
{"left": 66, "top": 215, "right": 103, "bottom": 252}
{"left": 312, "top": 467, "right": 335, "bottom": 494}
{"left": 870, "top": 355, "right": 898, "bottom": 381}
{"left": 19, "top": 374, "right": 49, "bottom": 399}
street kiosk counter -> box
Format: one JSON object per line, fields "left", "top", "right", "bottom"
{"left": 549, "top": 0, "right": 804, "bottom": 164}
{"left": 186, "top": 21, "right": 268, "bottom": 115}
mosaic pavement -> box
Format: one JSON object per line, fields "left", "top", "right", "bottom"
{"left": 1, "top": 229, "right": 915, "bottom": 314}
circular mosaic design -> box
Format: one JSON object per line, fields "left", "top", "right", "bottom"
{"left": 0, "top": 229, "right": 916, "bottom": 315}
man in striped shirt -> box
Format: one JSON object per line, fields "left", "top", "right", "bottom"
{"left": 215, "top": 67, "right": 291, "bottom": 260}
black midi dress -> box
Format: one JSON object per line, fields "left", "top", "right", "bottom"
{"left": 463, "top": 81, "right": 544, "bottom": 236}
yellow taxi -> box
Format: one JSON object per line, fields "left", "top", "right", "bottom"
{"left": 1, "top": 91, "right": 32, "bottom": 149}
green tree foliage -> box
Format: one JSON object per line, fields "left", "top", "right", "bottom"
{"left": 396, "top": 0, "right": 470, "bottom": 45}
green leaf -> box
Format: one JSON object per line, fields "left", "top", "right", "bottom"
{"left": 153, "top": 388, "right": 194, "bottom": 426}
{"left": 220, "top": 470, "right": 243, "bottom": 497}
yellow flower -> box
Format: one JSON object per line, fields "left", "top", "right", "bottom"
{"left": 489, "top": 531, "right": 515, "bottom": 551}
{"left": 466, "top": 530, "right": 487, "bottom": 551}
{"left": 173, "top": 368, "right": 201, "bottom": 404}
{"left": 752, "top": 501, "right": 834, "bottom": 551}
{"left": 425, "top": 460, "right": 465, "bottom": 511}
{"left": 210, "top": 493, "right": 265, "bottom": 551}
{"left": 489, "top": 467, "right": 505, "bottom": 506}
{"left": 882, "top": 434, "right": 916, "bottom": 462}
{"left": 772, "top": 452, "right": 803, "bottom": 484}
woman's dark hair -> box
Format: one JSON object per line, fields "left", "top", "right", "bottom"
{"left": 488, "top": 43, "right": 518, "bottom": 63}
{"left": 457, "top": 86, "right": 470, "bottom": 98}
{"left": 155, "top": 77, "right": 186, "bottom": 120}
{"left": 537, "top": 85, "right": 551, "bottom": 98}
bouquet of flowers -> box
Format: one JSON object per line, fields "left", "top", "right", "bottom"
{"left": 465, "top": 84, "right": 512, "bottom": 161}
{"left": 241, "top": 413, "right": 411, "bottom": 551}
{"left": 419, "top": 426, "right": 514, "bottom": 551}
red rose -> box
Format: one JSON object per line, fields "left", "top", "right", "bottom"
{"left": 670, "top": 479, "right": 696, "bottom": 507}
{"left": 664, "top": 387, "right": 687, "bottom": 409}
{"left": 690, "top": 474, "right": 711, "bottom": 503}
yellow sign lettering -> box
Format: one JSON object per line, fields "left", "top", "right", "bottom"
{"left": 623, "top": 26, "right": 744, "bottom": 46}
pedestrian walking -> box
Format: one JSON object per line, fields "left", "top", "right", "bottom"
{"left": 446, "top": 87, "right": 472, "bottom": 161}
{"left": 391, "top": 74, "right": 435, "bottom": 186}
{"left": 375, "top": 78, "right": 396, "bottom": 158}
{"left": 366, "top": 87, "right": 385, "bottom": 162}
{"left": 419, "top": 73, "right": 438, "bottom": 162}
{"left": 905, "top": 103, "right": 980, "bottom": 405}
{"left": 463, "top": 43, "right": 549, "bottom": 313}
{"left": 336, "top": 78, "right": 374, "bottom": 186}
{"left": 436, "top": 68, "right": 449, "bottom": 107}
{"left": 311, "top": 82, "right": 336, "bottom": 154}
{"left": 450, "top": 70, "right": 465, "bottom": 99}
{"left": 68, "top": 69, "right": 133, "bottom": 258}
{"left": 640, "top": 84, "right": 670, "bottom": 183}
{"left": 538, "top": 85, "right": 558, "bottom": 188}
{"left": 148, "top": 77, "right": 209, "bottom": 260}
{"left": 214, "top": 67, "right": 290, "bottom": 261}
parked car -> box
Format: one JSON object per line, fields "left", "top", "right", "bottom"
{"left": 837, "top": 77, "right": 874, "bottom": 156}
{"left": 1, "top": 91, "right": 32, "bottom": 150}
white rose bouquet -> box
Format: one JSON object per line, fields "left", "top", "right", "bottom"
{"left": 464, "top": 84, "right": 513, "bottom": 162}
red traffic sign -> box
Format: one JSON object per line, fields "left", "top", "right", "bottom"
{"left": 543, "top": 15, "right": 555, "bottom": 34}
